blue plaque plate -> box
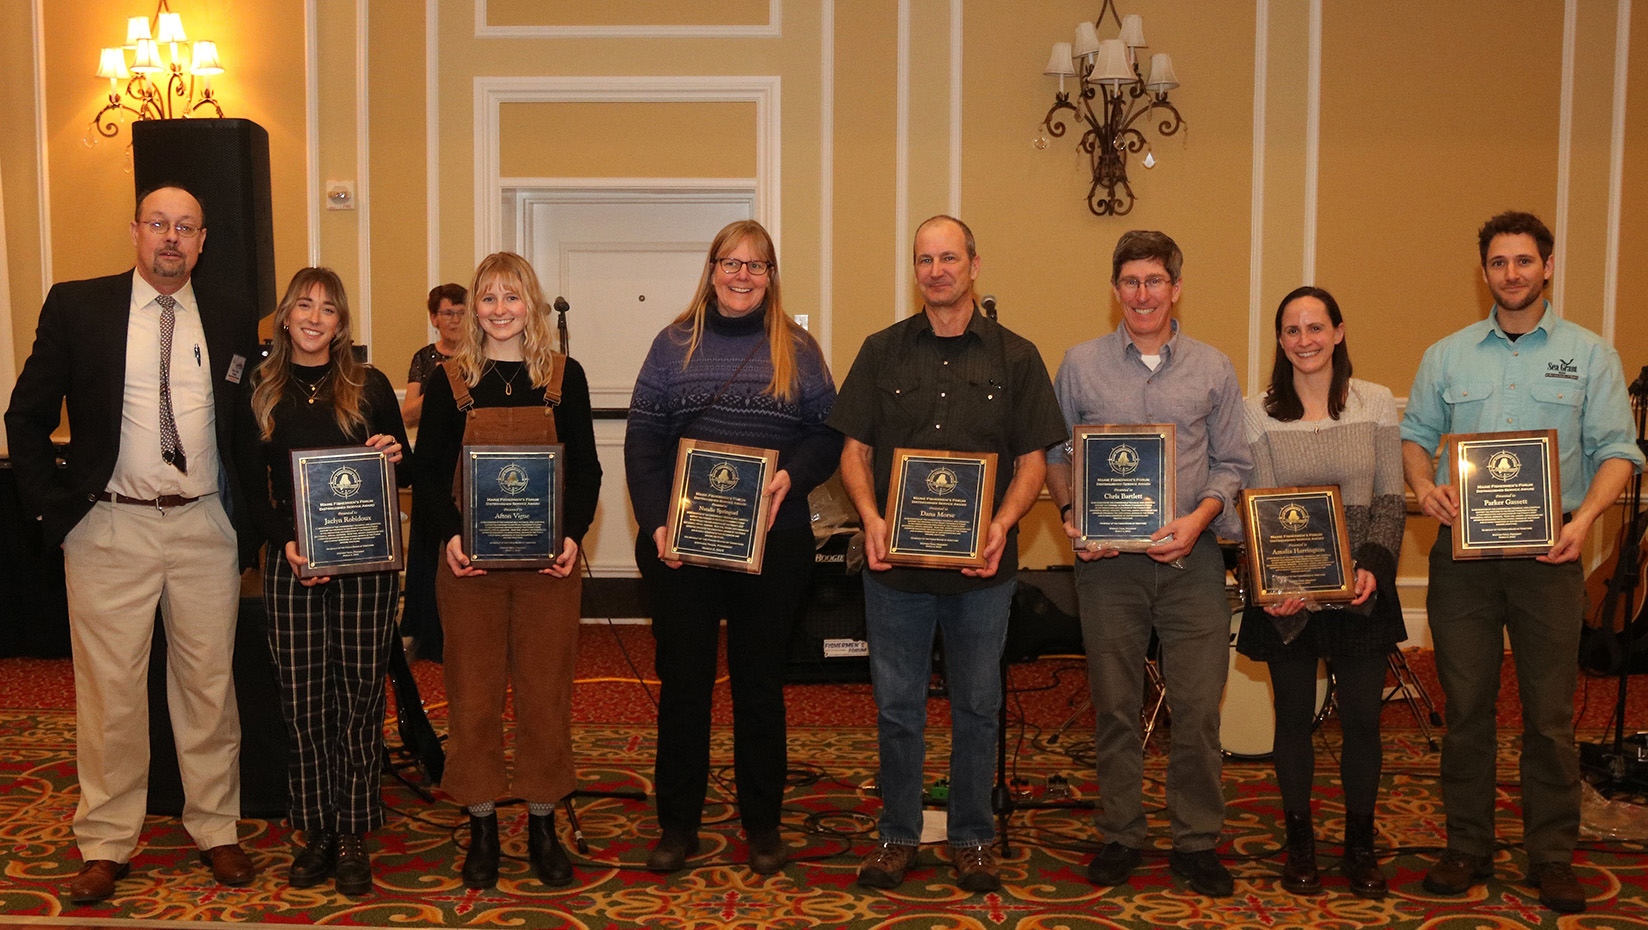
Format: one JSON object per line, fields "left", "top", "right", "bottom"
{"left": 1448, "top": 429, "right": 1560, "bottom": 559}
{"left": 290, "top": 446, "right": 402, "bottom": 577}
{"left": 1239, "top": 485, "right": 1356, "bottom": 605}
{"left": 1072, "top": 424, "right": 1175, "bottom": 552}
{"left": 462, "top": 444, "right": 563, "bottom": 569}
{"left": 664, "top": 440, "right": 779, "bottom": 573}
{"left": 884, "top": 448, "right": 998, "bottom": 569}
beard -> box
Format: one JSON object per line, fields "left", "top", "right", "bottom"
{"left": 149, "top": 253, "right": 188, "bottom": 282}
{"left": 1492, "top": 282, "right": 1545, "bottom": 313}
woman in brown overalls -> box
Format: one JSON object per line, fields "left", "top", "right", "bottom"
{"left": 410, "top": 252, "right": 601, "bottom": 889}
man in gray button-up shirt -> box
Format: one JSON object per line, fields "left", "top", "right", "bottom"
{"left": 1044, "top": 230, "right": 1252, "bottom": 899}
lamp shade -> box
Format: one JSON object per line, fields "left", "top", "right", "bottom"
{"left": 1119, "top": 14, "right": 1146, "bottom": 48}
{"left": 1043, "top": 41, "right": 1076, "bottom": 77}
{"left": 1090, "top": 39, "right": 1135, "bottom": 86}
{"left": 96, "top": 47, "right": 131, "bottom": 80}
{"left": 155, "top": 12, "right": 186, "bottom": 44}
{"left": 1073, "top": 21, "right": 1102, "bottom": 59}
{"left": 1145, "top": 53, "right": 1180, "bottom": 92}
{"left": 126, "top": 16, "right": 151, "bottom": 45}
{"left": 130, "top": 38, "right": 164, "bottom": 73}
{"left": 190, "top": 40, "right": 222, "bottom": 75}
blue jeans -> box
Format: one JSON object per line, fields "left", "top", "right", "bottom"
{"left": 863, "top": 574, "right": 1015, "bottom": 847}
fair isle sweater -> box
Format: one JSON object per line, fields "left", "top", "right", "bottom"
{"left": 1236, "top": 378, "right": 1407, "bottom": 658}
{"left": 624, "top": 304, "right": 842, "bottom": 537}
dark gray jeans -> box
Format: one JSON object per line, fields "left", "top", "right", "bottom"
{"left": 1076, "top": 533, "right": 1229, "bottom": 851}
{"left": 1427, "top": 529, "right": 1584, "bottom": 864}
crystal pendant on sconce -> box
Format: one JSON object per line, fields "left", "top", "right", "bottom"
{"left": 1033, "top": 134, "right": 1050, "bottom": 150}
{"left": 1143, "top": 151, "right": 1156, "bottom": 168}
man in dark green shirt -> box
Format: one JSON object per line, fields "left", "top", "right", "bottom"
{"left": 829, "top": 215, "right": 1066, "bottom": 894}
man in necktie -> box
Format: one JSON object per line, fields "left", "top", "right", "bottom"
{"left": 5, "top": 184, "right": 260, "bottom": 904}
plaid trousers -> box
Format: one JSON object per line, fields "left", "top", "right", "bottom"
{"left": 264, "top": 556, "right": 400, "bottom": 833}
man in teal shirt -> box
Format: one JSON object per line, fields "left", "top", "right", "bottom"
{"left": 1401, "top": 211, "right": 1643, "bottom": 914}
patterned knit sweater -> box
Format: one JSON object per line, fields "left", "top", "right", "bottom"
{"left": 624, "top": 303, "right": 841, "bottom": 536}
{"left": 1237, "top": 378, "right": 1407, "bottom": 658}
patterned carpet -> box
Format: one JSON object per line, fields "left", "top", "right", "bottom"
{"left": 3, "top": 637, "right": 1648, "bottom": 929}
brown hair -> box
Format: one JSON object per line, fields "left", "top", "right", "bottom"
{"left": 250, "top": 268, "right": 367, "bottom": 440}
{"left": 1110, "top": 230, "right": 1183, "bottom": 283}
{"left": 426, "top": 282, "right": 467, "bottom": 315}
{"left": 1263, "top": 286, "right": 1353, "bottom": 421}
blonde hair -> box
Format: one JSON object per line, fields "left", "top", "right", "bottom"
{"left": 673, "top": 219, "right": 809, "bottom": 402}
{"left": 250, "top": 267, "right": 367, "bottom": 440}
{"left": 450, "top": 252, "right": 560, "bottom": 387}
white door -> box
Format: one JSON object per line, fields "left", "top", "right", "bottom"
{"left": 508, "top": 188, "right": 755, "bottom": 577}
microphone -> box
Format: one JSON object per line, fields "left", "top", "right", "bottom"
{"left": 553, "top": 297, "right": 571, "bottom": 353}
{"left": 980, "top": 294, "right": 998, "bottom": 319}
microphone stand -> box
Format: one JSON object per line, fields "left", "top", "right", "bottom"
{"left": 1594, "top": 368, "right": 1648, "bottom": 791}
{"left": 554, "top": 297, "right": 571, "bottom": 354}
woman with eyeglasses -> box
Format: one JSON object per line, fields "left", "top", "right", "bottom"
{"left": 412, "top": 252, "right": 601, "bottom": 890}
{"left": 625, "top": 220, "right": 841, "bottom": 876}
{"left": 233, "top": 268, "right": 409, "bottom": 895}
{"left": 1236, "top": 285, "right": 1406, "bottom": 899}
{"left": 400, "top": 283, "right": 468, "bottom": 665}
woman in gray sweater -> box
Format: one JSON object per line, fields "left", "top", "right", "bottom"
{"left": 1237, "top": 286, "right": 1406, "bottom": 899}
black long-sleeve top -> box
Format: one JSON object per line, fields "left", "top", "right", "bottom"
{"left": 234, "top": 363, "right": 411, "bottom": 551}
{"left": 411, "top": 358, "right": 601, "bottom": 546}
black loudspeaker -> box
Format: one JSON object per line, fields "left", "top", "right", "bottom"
{"left": 787, "top": 534, "right": 870, "bottom": 683}
{"left": 1005, "top": 569, "right": 1085, "bottom": 663}
{"left": 131, "top": 118, "right": 275, "bottom": 336}
{"left": 146, "top": 597, "right": 290, "bottom": 819}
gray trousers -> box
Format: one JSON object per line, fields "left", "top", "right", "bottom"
{"left": 1076, "top": 533, "right": 1229, "bottom": 851}
{"left": 1426, "top": 529, "right": 1584, "bottom": 864}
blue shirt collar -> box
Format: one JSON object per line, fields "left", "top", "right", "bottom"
{"left": 1483, "top": 299, "right": 1556, "bottom": 345}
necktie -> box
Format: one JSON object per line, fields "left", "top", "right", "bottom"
{"left": 157, "top": 294, "right": 188, "bottom": 474}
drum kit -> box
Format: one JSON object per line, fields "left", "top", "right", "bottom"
{"left": 1051, "top": 543, "right": 1443, "bottom": 760}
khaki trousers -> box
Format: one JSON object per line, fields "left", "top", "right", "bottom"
{"left": 62, "top": 497, "right": 243, "bottom": 861}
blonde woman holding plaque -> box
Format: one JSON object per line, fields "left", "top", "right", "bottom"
{"left": 411, "top": 252, "right": 601, "bottom": 889}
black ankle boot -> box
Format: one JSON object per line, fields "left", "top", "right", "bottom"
{"left": 1342, "top": 813, "right": 1389, "bottom": 899}
{"left": 1280, "top": 811, "right": 1322, "bottom": 895}
{"left": 461, "top": 812, "right": 500, "bottom": 890}
{"left": 334, "top": 832, "right": 372, "bottom": 896}
{"left": 527, "top": 812, "right": 574, "bottom": 887}
{"left": 289, "top": 829, "right": 338, "bottom": 888}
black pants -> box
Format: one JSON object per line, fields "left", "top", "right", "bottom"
{"left": 1269, "top": 651, "right": 1386, "bottom": 817}
{"left": 637, "top": 526, "right": 815, "bottom": 835}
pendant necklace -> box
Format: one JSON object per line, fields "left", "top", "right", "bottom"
{"left": 292, "top": 371, "right": 326, "bottom": 405}
{"left": 489, "top": 362, "right": 522, "bottom": 396}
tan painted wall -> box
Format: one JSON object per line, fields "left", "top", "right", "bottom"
{"left": 498, "top": 102, "right": 758, "bottom": 179}
{"left": 485, "top": 0, "right": 772, "bottom": 29}
{"left": 4, "top": 0, "right": 1644, "bottom": 592}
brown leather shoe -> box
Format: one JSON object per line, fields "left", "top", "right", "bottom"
{"left": 954, "top": 844, "right": 1001, "bottom": 892}
{"left": 66, "top": 860, "right": 130, "bottom": 904}
{"left": 199, "top": 844, "right": 257, "bottom": 887}
{"left": 857, "top": 841, "right": 917, "bottom": 889}
{"left": 1530, "top": 861, "right": 1587, "bottom": 913}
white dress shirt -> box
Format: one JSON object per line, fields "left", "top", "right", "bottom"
{"left": 107, "top": 271, "right": 219, "bottom": 500}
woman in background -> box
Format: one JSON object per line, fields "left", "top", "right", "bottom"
{"left": 401, "top": 282, "right": 468, "bottom": 664}
{"left": 235, "top": 267, "right": 408, "bottom": 896}
{"left": 1236, "top": 285, "right": 1406, "bottom": 899}
{"left": 412, "top": 252, "right": 600, "bottom": 889}
{"left": 625, "top": 219, "right": 841, "bottom": 875}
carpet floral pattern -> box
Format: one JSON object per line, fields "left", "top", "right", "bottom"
{"left": 4, "top": 692, "right": 1648, "bottom": 929}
